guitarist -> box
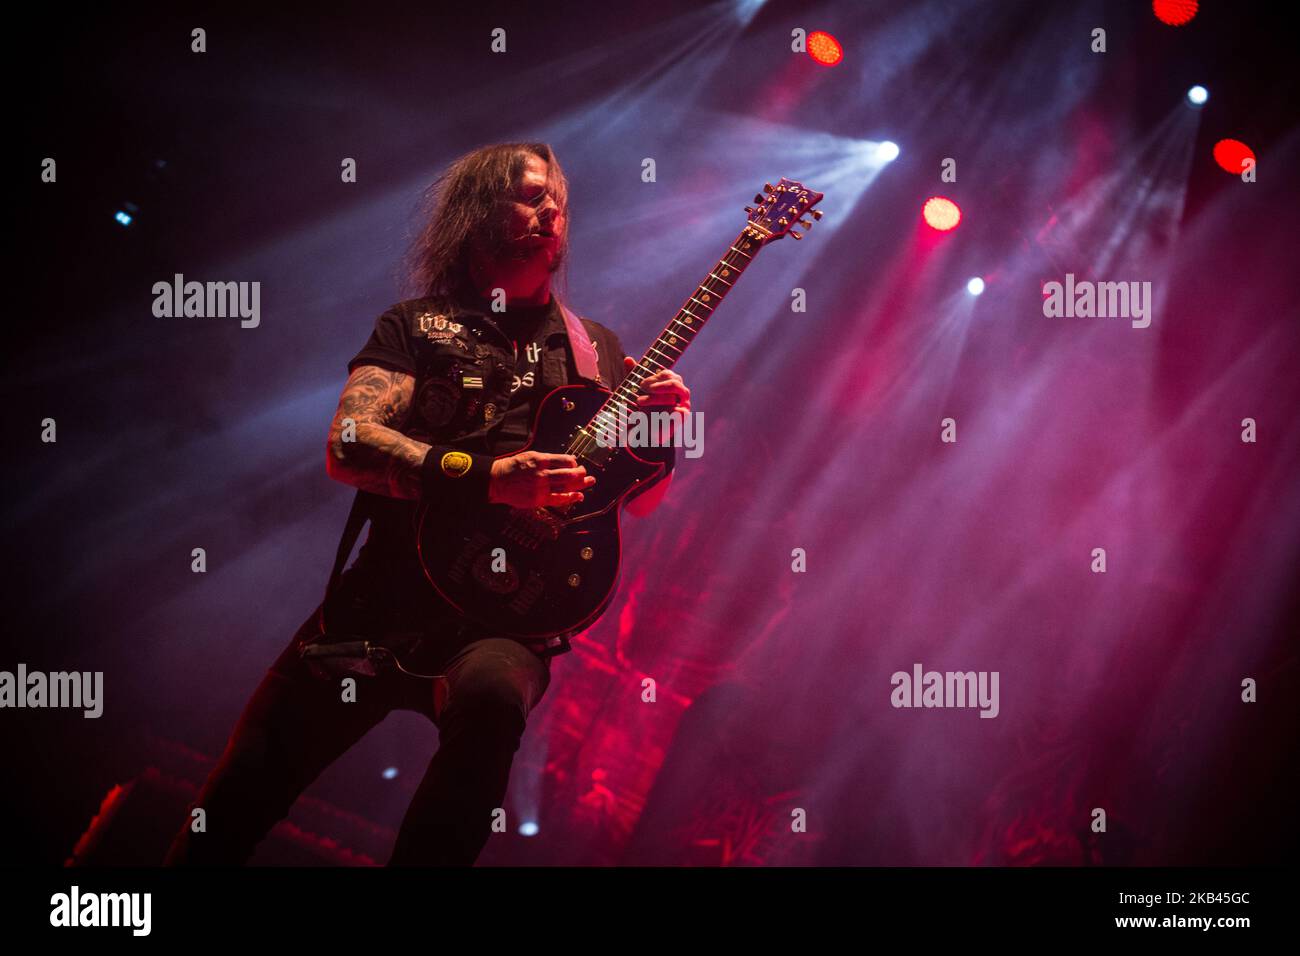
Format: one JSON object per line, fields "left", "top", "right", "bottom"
{"left": 164, "top": 142, "right": 691, "bottom": 867}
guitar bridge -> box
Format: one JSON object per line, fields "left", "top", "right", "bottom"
{"left": 502, "top": 509, "right": 563, "bottom": 550}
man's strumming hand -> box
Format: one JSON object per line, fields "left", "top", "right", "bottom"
{"left": 488, "top": 451, "right": 596, "bottom": 509}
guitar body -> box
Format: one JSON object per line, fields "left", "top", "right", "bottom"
{"left": 416, "top": 383, "right": 666, "bottom": 640}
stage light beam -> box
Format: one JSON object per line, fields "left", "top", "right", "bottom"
{"left": 1186, "top": 85, "right": 1208, "bottom": 106}
{"left": 731, "top": 0, "right": 767, "bottom": 26}
{"left": 876, "top": 141, "right": 900, "bottom": 162}
{"left": 967, "top": 277, "right": 985, "bottom": 296}
{"left": 519, "top": 821, "right": 540, "bottom": 837}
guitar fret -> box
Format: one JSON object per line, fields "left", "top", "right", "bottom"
{"left": 629, "top": 364, "right": 665, "bottom": 387}
{"left": 707, "top": 272, "right": 733, "bottom": 286}
{"left": 655, "top": 337, "right": 685, "bottom": 355}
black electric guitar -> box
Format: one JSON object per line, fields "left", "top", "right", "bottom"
{"left": 415, "top": 178, "right": 824, "bottom": 642}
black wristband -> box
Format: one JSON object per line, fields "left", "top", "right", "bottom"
{"left": 419, "top": 445, "right": 494, "bottom": 506}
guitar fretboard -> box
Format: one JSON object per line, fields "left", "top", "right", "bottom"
{"left": 582, "top": 225, "right": 768, "bottom": 443}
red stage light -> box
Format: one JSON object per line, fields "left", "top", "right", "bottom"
{"left": 1213, "top": 139, "right": 1256, "bottom": 175}
{"left": 807, "top": 31, "right": 843, "bottom": 66}
{"left": 922, "top": 196, "right": 961, "bottom": 232}
{"left": 1152, "top": 0, "right": 1198, "bottom": 26}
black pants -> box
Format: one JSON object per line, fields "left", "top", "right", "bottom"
{"left": 162, "top": 598, "right": 552, "bottom": 866}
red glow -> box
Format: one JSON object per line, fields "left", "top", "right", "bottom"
{"left": 1152, "top": 0, "right": 1198, "bottom": 26}
{"left": 1213, "top": 139, "right": 1256, "bottom": 175}
{"left": 922, "top": 196, "right": 962, "bottom": 232}
{"left": 807, "top": 31, "right": 842, "bottom": 67}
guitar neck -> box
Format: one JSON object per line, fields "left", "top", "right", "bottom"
{"left": 602, "top": 225, "right": 767, "bottom": 421}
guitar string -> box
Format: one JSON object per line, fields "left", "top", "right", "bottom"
{"left": 566, "top": 230, "right": 758, "bottom": 461}
{"left": 538, "top": 193, "right": 798, "bottom": 513}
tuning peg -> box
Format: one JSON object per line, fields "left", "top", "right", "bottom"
{"left": 790, "top": 231, "right": 803, "bottom": 240}
{"left": 812, "top": 210, "right": 824, "bottom": 220}
{"left": 744, "top": 205, "right": 754, "bottom": 214}
{"left": 754, "top": 194, "right": 765, "bottom": 203}
{"left": 798, "top": 219, "right": 812, "bottom": 229}
{"left": 763, "top": 183, "right": 774, "bottom": 193}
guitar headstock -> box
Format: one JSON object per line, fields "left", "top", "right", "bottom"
{"left": 745, "top": 177, "right": 825, "bottom": 243}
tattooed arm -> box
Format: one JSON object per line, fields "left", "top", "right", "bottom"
{"left": 327, "top": 364, "right": 596, "bottom": 506}
{"left": 326, "top": 364, "right": 429, "bottom": 499}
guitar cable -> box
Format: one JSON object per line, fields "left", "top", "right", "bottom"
{"left": 365, "top": 644, "right": 448, "bottom": 681}
{"left": 299, "top": 637, "right": 447, "bottom": 681}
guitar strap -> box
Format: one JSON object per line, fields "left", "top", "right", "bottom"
{"left": 320, "top": 297, "right": 602, "bottom": 630}
{"left": 324, "top": 490, "right": 371, "bottom": 607}
{"left": 556, "top": 298, "right": 603, "bottom": 384}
